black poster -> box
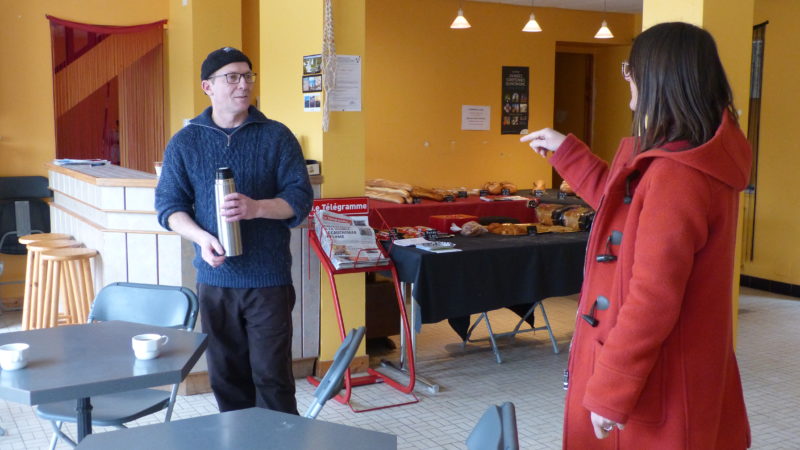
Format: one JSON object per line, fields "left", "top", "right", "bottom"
{"left": 501, "top": 66, "right": 529, "bottom": 135}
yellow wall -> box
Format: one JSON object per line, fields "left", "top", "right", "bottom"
{"left": 744, "top": 0, "right": 800, "bottom": 284}
{"left": 260, "top": 0, "right": 323, "bottom": 161}
{"left": 167, "top": 0, "right": 193, "bottom": 135}
{"left": 364, "top": 0, "right": 635, "bottom": 190}
{"left": 318, "top": 0, "right": 367, "bottom": 359}
{"left": 242, "top": 0, "right": 261, "bottom": 104}
{"left": 261, "top": 0, "right": 368, "bottom": 360}
{"left": 642, "top": 0, "right": 704, "bottom": 25}
{"left": 0, "top": 0, "right": 167, "bottom": 178}
{"left": 166, "top": 0, "right": 242, "bottom": 136}
{"left": 593, "top": 45, "right": 635, "bottom": 162}
{"left": 0, "top": 1, "right": 167, "bottom": 299}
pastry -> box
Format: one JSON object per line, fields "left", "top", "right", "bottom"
{"left": 460, "top": 221, "right": 488, "bottom": 237}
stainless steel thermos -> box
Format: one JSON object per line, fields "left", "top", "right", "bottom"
{"left": 214, "top": 167, "right": 243, "bottom": 257}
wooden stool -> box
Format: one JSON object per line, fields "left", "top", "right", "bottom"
{"left": 22, "top": 239, "right": 81, "bottom": 330}
{"left": 17, "top": 233, "right": 72, "bottom": 323}
{"left": 38, "top": 248, "right": 97, "bottom": 328}
{"left": 17, "top": 233, "right": 72, "bottom": 246}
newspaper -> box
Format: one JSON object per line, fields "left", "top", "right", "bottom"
{"left": 314, "top": 210, "right": 389, "bottom": 269}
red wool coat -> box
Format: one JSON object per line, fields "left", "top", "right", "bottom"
{"left": 551, "top": 113, "right": 751, "bottom": 449}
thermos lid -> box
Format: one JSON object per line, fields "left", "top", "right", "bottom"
{"left": 216, "top": 167, "right": 233, "bottom": 180}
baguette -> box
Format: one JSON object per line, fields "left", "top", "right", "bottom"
{"left": 365, "top": 190, "right": 406, "bottom": 204}
{"left": 411, "top": 186, "right": 445, "bottom": 201}
{"left": 367, "top": 178, "right": 413, "bottom": 192}
{"left": 366, "top": 186, "right": 411, "bottom": 203}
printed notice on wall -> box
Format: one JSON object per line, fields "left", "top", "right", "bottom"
{"left": 328, "top": 55, "right": 362, "bottom": 112}
{"left": 501, "top": 66, "right": 529, "bottom": 134}
{"left": 461, "top": 105, "right": 491, "bottom": 130}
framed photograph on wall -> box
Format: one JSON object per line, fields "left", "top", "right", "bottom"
{"left": 303, "top": 54, "right": 322, "bottom": 75}
{"left": 302, "top": 74, "right": 322, "bottom": 93}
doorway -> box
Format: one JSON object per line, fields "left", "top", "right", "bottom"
{"left": 552, "top": 52, "right": 594, "bottom": 189}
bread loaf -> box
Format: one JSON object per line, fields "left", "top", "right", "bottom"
{"left": 561, "top": 206, "right": 593, "bottom": 230}
{"left": 365, "top": 189, "right": 406, "bottom": 204}
{"left": 366, "top": 186, "right": 411, "bottom": 203}
{"left": 367, "top": 178, "right": 413, "bottom": 192}
{"left": 535, "top": 203, "right": 562, "bottom": 225}
{"left": 411, "top": 186, "right": 445, "bottom": 201}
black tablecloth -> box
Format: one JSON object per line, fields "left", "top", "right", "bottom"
{"left": 386, "top": 232, "right": 588, "bottom": 337}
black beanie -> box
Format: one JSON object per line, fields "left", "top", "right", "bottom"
{"left": 201, "top": 47, "right": 252, "bottom": 81}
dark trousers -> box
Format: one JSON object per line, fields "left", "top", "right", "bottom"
{"left": 198, "top": 284, "right": 298, "bottom": 415}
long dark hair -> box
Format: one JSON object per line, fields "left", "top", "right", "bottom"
{"left": 627, "top": 22, "right": 737, "bottom": 152}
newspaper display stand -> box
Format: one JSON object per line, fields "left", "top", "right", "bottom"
{"left": 307, "top": 198, "right": 418, "bottom": 412}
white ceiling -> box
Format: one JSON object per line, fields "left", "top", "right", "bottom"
{"left": 471, "top": 0, "right": 643, "bottom": 14}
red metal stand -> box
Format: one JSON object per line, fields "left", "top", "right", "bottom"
{"left": 306, "top": 222, "right": 418, "bottom": 412}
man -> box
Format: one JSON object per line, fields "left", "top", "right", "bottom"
{"left": 155, "top": 47, "right": 313, "bottom": 414}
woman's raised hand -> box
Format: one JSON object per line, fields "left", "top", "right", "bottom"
{"left": 520, "top": 128, "right": 567, "bottom": 157}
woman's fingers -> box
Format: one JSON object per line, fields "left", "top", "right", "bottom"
{"left": 520, "top": 128, "right": 566, "bottom": 155}
{"left": 590, "top": 411, "right": 621, "bottom": 440}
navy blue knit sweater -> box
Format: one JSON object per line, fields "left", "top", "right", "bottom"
{"left": 155, "top": 106, "right": 313, "bottom": 288}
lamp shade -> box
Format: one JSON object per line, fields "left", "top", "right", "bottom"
{"left": 594, "top": 20, "right": 614, "bottom": 39}
{"left": 450, "top": 8, "right": 471, "bottom": 29}
{"left": 522, "top": 13, "right": 542, "bottom": 32}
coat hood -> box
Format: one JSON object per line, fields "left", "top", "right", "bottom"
{"left": 631, "top": 112, "right": 752, "bottom": 191}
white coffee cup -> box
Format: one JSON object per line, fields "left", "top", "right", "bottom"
{"left": 131, "top": 334, "right": 169, "bottom": 360}
{"left": 0, "top": 343, "right": 30, "bottom": 371}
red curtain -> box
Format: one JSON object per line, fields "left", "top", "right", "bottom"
{"left": 48, "top": 16, "right": 167, "bottom": 172}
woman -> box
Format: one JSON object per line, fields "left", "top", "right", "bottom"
{"left": 521, "top": 22, "right": 751, "bottom": 448}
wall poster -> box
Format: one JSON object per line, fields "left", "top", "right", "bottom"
{"left": 501, "top": 66, "right": 529, "bottom": 135}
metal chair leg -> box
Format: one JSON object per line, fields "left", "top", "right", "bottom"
{"left": 49, "top": 420, "right": 77, "bottom": 449}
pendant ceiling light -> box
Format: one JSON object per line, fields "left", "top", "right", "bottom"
{"left": 594, "top": 0, "right": 614, "bottom": 39}
{"left": 450, "top": 1, "right": 471, "bottom": 29}
{"left": 522, "top": 0, "right": 542, "bottom": 33}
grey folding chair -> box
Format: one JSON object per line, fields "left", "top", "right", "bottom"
{"left": 0, "top": 176, "right": 51, "bottom": 321}
{"left": 466, "top": 402, "right": 519, "bottom": 450}
{"left": 304, "top": 326, "right": 365, "bottom": 419}
{"left": 34, "top": 282, "right": 199, "bottom": 449}
{"left": 0, "top": 176, "right": 51, "bottom": 255}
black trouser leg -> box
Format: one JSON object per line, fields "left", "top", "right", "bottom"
{"left": 244, "top": 285, "right": 298, "bottom": 414}
{"left": 198, "top": 284, "right": 256, "bottom": 412}
{"left": 198, "top": 284, "right": 298, "bottom": 414}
